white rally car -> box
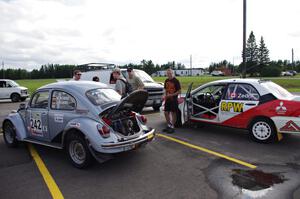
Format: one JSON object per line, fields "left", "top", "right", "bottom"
{"left": 163, "top": 79, "right": 300, "bottom": 143}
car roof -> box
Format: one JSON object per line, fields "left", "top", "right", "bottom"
{"left": 209, "top": 78, "right": 265, "bottom": 84}
{"left": 38, "top": 81, "right": 109, "bottom": 92}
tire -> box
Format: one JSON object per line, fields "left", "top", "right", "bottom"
{"left": 3, "top": 121, "right": 18, "bottom": 147}
{"left": 11, "top": 93, "right": 20, "bottom": 102}
{"left": 152, "top": 104, "right": 161, "bottom": 111}
{"left": 249, "top": 118, "right": 277, "bottom": 143}
{"left": 66, "top": 133, "right": 93, "bottom": 169}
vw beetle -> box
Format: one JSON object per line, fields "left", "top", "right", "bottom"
{"left": 2, "top": 81, "right": 155, "bottom": 168}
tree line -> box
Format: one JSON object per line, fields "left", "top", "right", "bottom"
{"left": 1, "top": 31, "right": 299, "bottom": 80}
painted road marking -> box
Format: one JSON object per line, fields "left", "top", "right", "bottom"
{"left": 28, "top": 144, "right": 64, "bottom": 199}
{"left": 157, "top": 133, "right": 257, "bottom": 169}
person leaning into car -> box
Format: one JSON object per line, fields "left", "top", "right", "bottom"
{"left": 163, "top": 68, "right": 181, "bottom": 133}
{"left": 126, "top": 67, "right": 144, "bottom": 91}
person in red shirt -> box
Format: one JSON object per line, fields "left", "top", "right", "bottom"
{"left": 163, "top": 68, "right": 181, "bottom": 133}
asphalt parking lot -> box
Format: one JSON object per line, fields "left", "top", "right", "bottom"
{"left": 1, "top": 100, "right": 300, "bottom": 199}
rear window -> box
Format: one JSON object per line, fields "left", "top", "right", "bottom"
{"left": 86, "top": 88, "right": 121, "bottom": 105}
{"left": 261, "top": 82, "right": 293, "bottom": 99}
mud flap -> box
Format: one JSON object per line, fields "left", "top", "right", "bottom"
{"left": 277, "top": 132, "right": 283, "bottom": 142}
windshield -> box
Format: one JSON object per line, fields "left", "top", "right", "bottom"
{"left": 8, "top": 80, "right": 19, "bottom": 87}
{"left": 262, "top": 82, "right": 293, "bottom": 99}
{"left": 134, "top": 70, "right": 155, "bottom": 83}
{"left": 86, "top": 88, "right": 121, "bottom": 105}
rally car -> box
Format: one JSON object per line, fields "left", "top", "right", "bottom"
{"left": 164, "top": 79, "right": 300, "bottom": 143}
{"left": 2, "top": 81, "right": 155, "bottom": 168}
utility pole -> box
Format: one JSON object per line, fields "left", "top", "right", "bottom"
{"left": 2, "top": 61, "right": 4, "bottom": 79}
{"left": 242, "top": 0, "right": 247, "bottom": 78}
{"left": 190, "top": 54, "right": 192, "bottom": 76}
{"left": 292, "top": 48, "right": 294, "bottom": 69}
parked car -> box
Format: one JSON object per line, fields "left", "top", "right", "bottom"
{"left": 211, "top": 70, "right": 224, "bottom": 76}
{"left": 81, "top": 68, "right": 164, "bottom": 111}
{"left": 281, "top": 71, "right": 294, "bottom": 76}
{"left": 0, "top": 79, "right": 29, "bottom": 102}
{"left": 2, "top": 81, "right": 155, "bottom": 168}
{"left": 161, "top": 78, "right": 300, "bottom": 143}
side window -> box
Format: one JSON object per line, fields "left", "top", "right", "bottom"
{"left": 30, "top": 91, "right": 49, "bottom": 109}
{"left": 225, "top": 84, "right": 259, "bottom": 101}
{"left": 51, "top": 91, "right": 76, "bottom": 110}
{"left": 0, "top": 81, "right": 5, "bottom": 88}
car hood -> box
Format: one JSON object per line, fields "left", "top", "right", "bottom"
{"left": 144, "top": 82, "right": 164, "bottom": 88}
{"left": 19, "top": 86, "right": 28, "bottom": 90}
{"left": 107, "top": 90, "right": 148, "bottom": 118}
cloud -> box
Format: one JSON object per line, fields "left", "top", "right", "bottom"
{"left": 0, "top": 0, "right": 300, "bottom": 70}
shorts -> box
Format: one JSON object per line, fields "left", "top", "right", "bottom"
{"left": 164, "top": 97, "right": 178, "bottom": 112}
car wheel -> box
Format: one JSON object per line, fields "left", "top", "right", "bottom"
{"left": 66, "top": 133, "right": 93, "bottom": 169}
{"left": 249, "top": 118, "right": 277, "bottom": 143}
{"left": 3, "top": 121, "right": 18, "bottom": 147}
{"left": 152, "top": 104, "right": 161, "bottom": 111}
{"left": 11, "top": 93, "right": 20, "bottom": 102}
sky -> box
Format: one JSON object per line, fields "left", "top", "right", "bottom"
{"left": 0, "top": 0, "right": 300, "bottom": 70}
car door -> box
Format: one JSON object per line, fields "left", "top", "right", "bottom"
{"left": 182, "top": 83, "right": 193, "bottom": 124}
{"left": 48, "top": 90, "right": 77, "bottom": 140}
{"left": 0, "top": 81, "right": 6, "bottom": 98}
{"left": 26, "top": 90, "right": 50, "bottom": 141}
{"left": 219, "top": 83, "right": 260, "bottom": 125}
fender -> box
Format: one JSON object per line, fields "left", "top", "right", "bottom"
{"left": 62, "top": 117, "right": 118, "bottom": 152}
{"left": 3, "top": 112, "right": 28, "bottom": 141}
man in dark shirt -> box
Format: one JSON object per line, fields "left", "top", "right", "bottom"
{"left": 163, "top": 68, "right": 181, "bottom": 133}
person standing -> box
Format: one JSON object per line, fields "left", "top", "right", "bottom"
{"left": 113, "top": 68, "right": 126, "bottom": 98}
{"left": 126, "top": 67, "right": 144, "bottom": 91}
{"left": 163, "top": 68, "right": 181, "bottom": 133}
{"left": 72, "top": 70, "right": 82, "bottom": 81}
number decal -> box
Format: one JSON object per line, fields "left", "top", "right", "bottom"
{"left": 29, "top": 112, "right": 45, "bottom": 137}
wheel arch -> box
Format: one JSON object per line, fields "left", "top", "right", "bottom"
{"left": 2, "top": 114, "right": 27, "bottom": 140}
{"left": 247, "top": 115, "right": 277, "bottom": 131}
{"left": 62, "top": 128, "right": 86, "bottom": 148}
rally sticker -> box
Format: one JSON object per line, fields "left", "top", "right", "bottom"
{"left": 54, "top": 114, "right": 64, "bottom": 123}
{"left": 221, "top": 102, "right": 244, "bottom": 113}
{"left": 280, "top": 120, "right": 300, "bottom": 132}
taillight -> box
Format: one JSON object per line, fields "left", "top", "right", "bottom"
{"left": 102, "top": 117, "right": 112, "bottom": 126}
{"left": 138, "top": 115, "right": 147, "bottom": 124}
{"left": 97, "top": 124, "right": 110, "bottom": 138}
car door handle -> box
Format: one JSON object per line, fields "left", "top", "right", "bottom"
{"left": 245, "top": 103, "right": 256, "bottom": 106}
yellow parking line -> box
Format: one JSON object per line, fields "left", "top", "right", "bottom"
{"left": 157, "top": 133, "right": 257, "bottom": 169}
{"left": 28, "top": 144, "right": 64, "bottom": 199}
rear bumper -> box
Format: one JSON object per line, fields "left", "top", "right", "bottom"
{"left": 100, "top": 129, "right": 155, "bottom": 152}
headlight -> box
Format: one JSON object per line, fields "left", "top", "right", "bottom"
{"left": 21, "top": 90, "right": 28, "bottom": 94}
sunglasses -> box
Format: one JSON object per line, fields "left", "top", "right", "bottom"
{"left": 76, "top": 74, "right": 82, "bottom": 76}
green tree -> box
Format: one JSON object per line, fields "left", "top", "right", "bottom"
{"left": 242, "top": 31, "right": 259, "bottom": 76}
{"left": 258, "top": 36, "right": 270, "bottom": 65}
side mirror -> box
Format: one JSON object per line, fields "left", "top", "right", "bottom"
{"left": 19, "top": 103, "right": 26, "bottom": 110}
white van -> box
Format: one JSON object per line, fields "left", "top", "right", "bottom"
{"left": 0, "top": 79, "right": 29, "bottom": 102}
{"left": 81, "top": 68, "right": 164, "bottom": 110}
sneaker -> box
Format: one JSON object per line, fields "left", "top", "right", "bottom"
{"left": 162, "top": 126, "right": 171, "bottom": 132}
{"left": 167, "top": 127, "right": 175, "bottom": 134}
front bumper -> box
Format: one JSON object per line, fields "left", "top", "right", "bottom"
{"left": 100, "top": 129, "right": 155, "bottom": 152}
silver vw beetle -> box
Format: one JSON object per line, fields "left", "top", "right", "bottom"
{"left": 2, "top": 81, "right": 155, "bottom": 168}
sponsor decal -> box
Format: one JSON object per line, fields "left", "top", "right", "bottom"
{"left": 280, "top": 120, "right": 300, "bottom": 132}
{"left": 221, "top": 102, "right": 244, "bottom": 113}
{"left": 276, "top": 101, "right": 287, "bottom": 115}
{"left": 70, "top": 122, "right": 81, "bottom": 128}
{"left": 54, "top": 114, "right": 64, "bottom": 123}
